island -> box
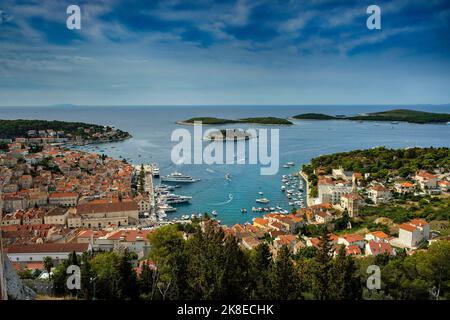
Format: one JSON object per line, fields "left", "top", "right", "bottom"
{"left": 203, "top": 129, "right": 255, "bottom": 141}
{"left": 292, "top": 109, "right": 450, "bottom": 124}
{"left": 0, "top": 119, "right": 132, "bottom": 145}
{"left": 176, "top": 116, "right": 293, "bottom": 125}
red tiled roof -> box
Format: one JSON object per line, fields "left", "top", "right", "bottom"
{"left": 346, "top": 245, "right": 362, "bottom": 256}
{"left": 368, "top": 241, "right": 394, "bottom": 255}
{"left": 342, "top": 233, "right": 364, "bottom": 243}
{"left": 49, "top": 192, "right": 78, "bottom": 198}
{"left": 399, "top": 223, "right": 417, "bottom": 232}
{"left": 410, "top": 219, "right": 428, "bottom": 227}
{"left": 77, "top": 200, "right": 138, "bottom": 214}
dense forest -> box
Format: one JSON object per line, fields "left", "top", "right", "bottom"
{"left": 178, "top": 117, "right": 293, "bottom": 125}
{"left": 49, "top": 223, "right": 450, "bottom": 300}
{"left": 293, "top": 109, "right": 450, "bottom": 124}
{"left": 0, "top": 119, "right": 131, "bottom": 140}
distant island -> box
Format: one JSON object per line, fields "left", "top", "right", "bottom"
{"left": 177, "top": 116, "right": 293, "bottom": 126}
{"left": 292, "top": 109, "right": 450, "bottom": 124}
{"left": 203, "top": 129, "right": 255, "bottom": 141}
{"left": 0, "top": 119, "right": 132, "bottom": 145}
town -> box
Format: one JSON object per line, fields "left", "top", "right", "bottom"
{"left": 1, "top": 133, "right": 449, "bottom": 299}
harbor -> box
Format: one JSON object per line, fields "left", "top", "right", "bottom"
{"left": 136, "top": 160, "right": 307, "bottom": 227}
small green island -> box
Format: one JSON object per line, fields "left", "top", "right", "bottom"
{"left": 0, "top": 119, "right": 132, "bottom": 145}
{"left": 292, "top": 109, "right": 450, "bottom": 124}
{"left": 176, "top": 116, "right": 293, "bottom": 126}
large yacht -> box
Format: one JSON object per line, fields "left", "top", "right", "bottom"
{"left": 151, "top": 163, "right": 160, "bottom": 177}
{"left": 160, "top": 172, "right": 200, "bottom": 183}
{"left": 160, "top": 194, "right": 192, "bottom": 204}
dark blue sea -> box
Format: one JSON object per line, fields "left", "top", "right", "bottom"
{"left": 1, "top": 105, "right": 449, "bottom": 225}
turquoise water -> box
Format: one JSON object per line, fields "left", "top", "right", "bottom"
{"left": 1, "top": 105, "right": 449, "bottom": 225}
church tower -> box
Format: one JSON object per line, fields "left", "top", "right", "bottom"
{"left": 348, "top": 175, "right": 359, "bottom": 217}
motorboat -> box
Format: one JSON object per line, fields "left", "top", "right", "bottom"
{"left": 256, "top": 198, "right": 270, "bottom": 204}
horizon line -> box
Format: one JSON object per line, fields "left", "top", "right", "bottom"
{"left": 1, "top": 103, "right": 450, "bottom": 108}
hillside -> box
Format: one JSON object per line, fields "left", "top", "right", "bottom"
{"left": 0, "top": 119, "right": 131, "bottom": 141}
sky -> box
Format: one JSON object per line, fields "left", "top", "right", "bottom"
{"left": 0, "top": 0, "right": 450, "bottom": 106}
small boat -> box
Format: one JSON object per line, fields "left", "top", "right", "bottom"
{"left": 256, "top": 198, "right": 270, "bottom": 204}
{"left": 283, "top": 165, "right": 290, "bottom": 168}
{"left": 241, "top": 208, "right": 247, "bottom": 213}
{"left": 191, "top": 213, "right": 197, "bottom": 219}
{"left": 287, "top": 161, "right": 295, "bottom": 166}
{"left": 280, "top": 186, "right": 286, "bottom": 192}
{"left": 225, "top": 173, "right": 231, "bottom": 181}
{"left": 258, "top": 191, "right": 263, "bottom": 195}
{"left": 211, "top": 210, "right": 218, "bottom": 216}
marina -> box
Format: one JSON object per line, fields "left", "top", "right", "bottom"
{"left": 8, "top": 105, "right": 449, "bottom": 226}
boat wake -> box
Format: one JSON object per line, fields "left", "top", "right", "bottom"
{"left": 212, "top": 193, "right": 234, "bottom": 205}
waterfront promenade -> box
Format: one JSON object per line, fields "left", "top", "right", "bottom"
{"left": 299, "top": 170, "right": 313, "bottom": 207}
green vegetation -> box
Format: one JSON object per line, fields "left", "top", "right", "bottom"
{"left": 178, "top": 116, "right": 293, "bottom": 125}
{"left": 360, "top": 196, "right": 450, "bottom": 224}
{"left": 47, "top": 224, "right": 450, "bottom": 300}
{"left": 0, "top": 119, "right": 131, "bottom": 140}
{"left": 178, "top": 117, "right": 238, "bottom": 125}
{"left": 303, "top": 147, "right": 450, "bottom": 181}
{"left": 238, "top": 117, "right": 293, "bottom": 125}
{"left": 292, "top": 113, "right": 336, "bottom": 120}
{"left": 292, "top": 109, "right": 450, "bottom": 124}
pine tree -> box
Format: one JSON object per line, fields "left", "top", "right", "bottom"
{"left": 312, "top": 229, "right": 333, "bottom": 300}
{"left": 329, "top": 245, "right": 361, "bottom": 299}
{"left": 116, "top": 253, "right": 139, "bottom": 300}
{"left": 268, "top": 245, "right": 300, "bottom": 299}
{"left": 252, "top": 243, "right": 272, "bottom": 299}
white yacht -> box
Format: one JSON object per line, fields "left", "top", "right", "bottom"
{"left": 151, "top": 163, "right": 160, "bottom": 177}
{"left": 161, "top": 172, "right": 199, "bottom": 183}
{"left": 161, "top": 194, "right": 192, "bottom": 204}
{"left": 256, "top": 198, "right": 270, "bottom": 204}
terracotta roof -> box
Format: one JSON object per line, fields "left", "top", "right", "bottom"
{"left": 368, "top": 241, "right": 394, "bottom": 255}
{"left": 400, "top": 182, "right": 414, "bottom": 188}
{"left": 6, "top": 243, "right": 89, "bottom": 254}
{"left": 410, "top": 219, "right": 428, "bottom": 227}
{"left": 370, "top": 185, "right": 389, "bottom": 192}
{"left": 105, "top": 229, "right": 151, "bottom": 242}
{"left": 342, "top": 233, "right": 364, "bottom": 243}
{"left": 369, "top": 231, "right": 389, "bottom": 239}
{"left": 399, "top": 223, "right": 417, "bottom": 232}
{"left": 49, "top": 192, "right": 78, "bottom": 198}
{"left": 253, "top": 218, "right": 269, "bottom": 226}
{"left": 346, "top": 245, "right": 362, "bottom": 256}
{"left": 416, "top": 171, "right": 437, "bottom": 180}
{"left": 77, "top": 201, "right": 138, "bottom": 214}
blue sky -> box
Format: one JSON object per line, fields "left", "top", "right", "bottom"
{"left": 0, "top": 0, "right": 450, "bottom": 106}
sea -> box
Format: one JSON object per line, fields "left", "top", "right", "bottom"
{"left": 1, "top": 105, "right": 449, "bottom": 226}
